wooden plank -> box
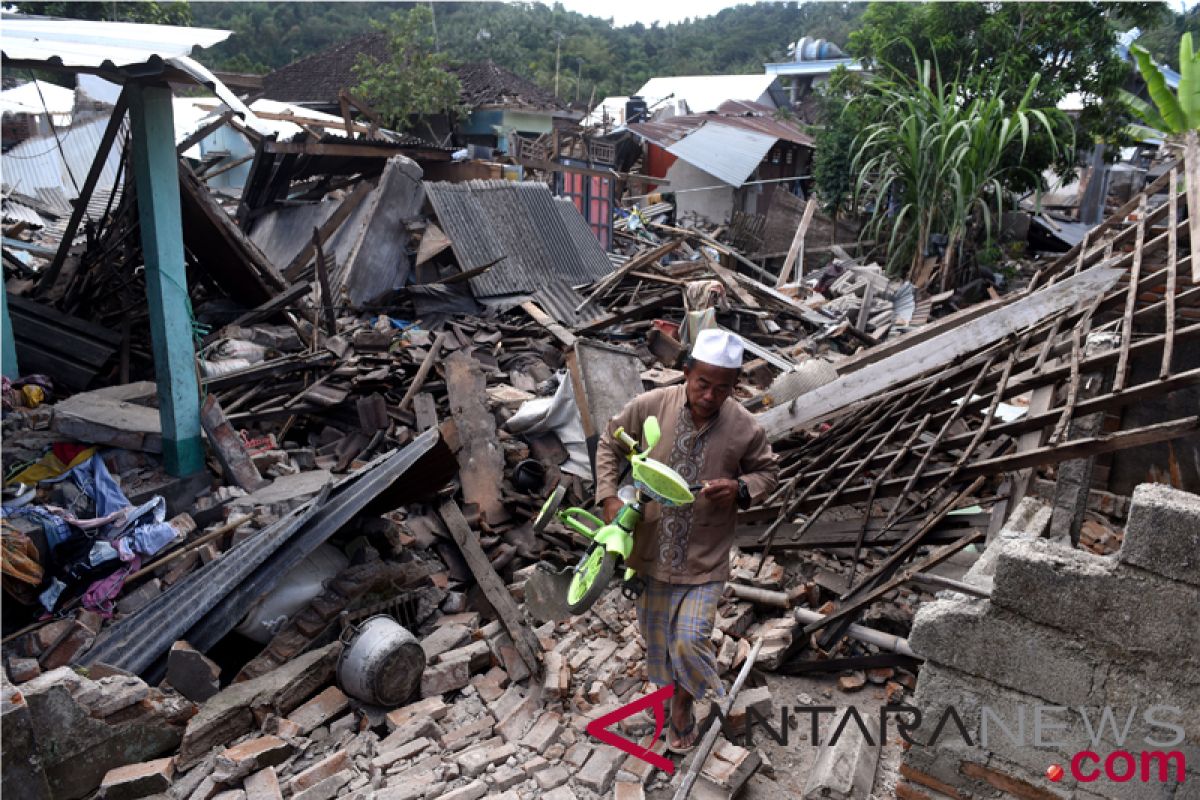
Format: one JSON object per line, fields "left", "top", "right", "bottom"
{"left": 412, "top": 392, "right": 438, "bottom": 433}
{"left": 438, "top": 499, "right": 541, "bottom": 678}
{"left": 201, "top": 281, "right": 312, "bottom": 346}
{"left": 1163, "top": 166, "right": 1180, "bottom": 380}
{"left": 1186, "top": 131, "right": 1200, "bottom": 284}
{"left": 264, "top": 139, "right": 451, "bottom": 161}
{"left": 416, "top": 222, "right": 452, "bottom": 266}
{"left": 777, "top": 196, "right": 817, "bottom": 288}
{"left": 444, "top": 350, "right": 509, "bottom": 524}
{"left": 176, "top": 110, "right": 234, "bottom": 156}
{"left": 398, "top": 332, "right": 447, "bottom": 413}
{"left": 572, "top": 338, "right": 644, "bottom": 442}
{"left": 1113, "top": 194, "right": 1148, "bottom": 392}
{"left": 520, "top": 301, "right": 577, "bottom": 348}
{"left": 574, "top": 290, "right": 677, "bottom": 334}
{"left": 199, "top": 395, "right": 268, "bottom": 491}
{"left": 799, "top": 417, "right": 1199, "bottom": 509}
{"left": 37, "top": 88, "right": 130, "bottom": 294}
{"left": 758, "top": 267, "right": 1125, "bottom": 440}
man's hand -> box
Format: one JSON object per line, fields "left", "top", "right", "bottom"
{"left": 602, "top": 496, "right": 623, "bottom": 524}
{"left": 699, "top": 478, "right": 739, "bottom": 506}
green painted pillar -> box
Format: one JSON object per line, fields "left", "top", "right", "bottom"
{"left": 1, "top": 287, "right": 18, "bottom": 380}
{"left": 128, "top": 83, "right": 204, "bottom": 476}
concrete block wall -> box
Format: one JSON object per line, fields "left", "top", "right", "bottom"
{"left": 897, "top": 483, "right": 1200, "bottom": 800}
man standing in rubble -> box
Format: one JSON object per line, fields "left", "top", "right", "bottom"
{"left": 594, "top": 328, "right": 779, "bottom": 753}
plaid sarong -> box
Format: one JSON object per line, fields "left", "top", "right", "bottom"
{"left": 637, "top": 576, "right": 727, "bottom": 700}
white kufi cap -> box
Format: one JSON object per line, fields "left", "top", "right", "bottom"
{"left": 690, "top": 329, "right": 743, "bottom": 369}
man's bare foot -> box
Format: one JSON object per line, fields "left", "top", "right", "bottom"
{"left": 668, "top": 692, "right": 698, "bottom": 753}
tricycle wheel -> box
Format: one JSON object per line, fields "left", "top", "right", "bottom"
{"left": 566, "top": 545, "right": 618, "bottom": 613}
{"left": 533, "top": 485, "right": 567, "bottom": 535}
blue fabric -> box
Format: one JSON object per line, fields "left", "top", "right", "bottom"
{"left": 125, "top": 522, "right": 177, "bottom": 558}
{"left": 46, "top": 455, "right": 130, "bottom": 519}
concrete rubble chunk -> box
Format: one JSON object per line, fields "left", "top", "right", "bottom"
{"left": 286, "top": 750, "right": 349, "bottom": 795}
{"left": 177, "top": 643, "right": 339, "bottom": 770}
{"left": 990, "top": 537, "right": 1200, "bottom": 662}
{"left": 456, "top": 737, "right": 516, "bottom": 776}
{"left": 16, "top": 666, "right": 193, "bottom": 800}
{"left": 285, "top": 686, "right": 349, "bottom": 734}
{"left": 241, "top": 767, "right": 282, "bottom": 800}
{"left": 290, "top": 770, "right": 351, "bottom": 800}
{"left": 166, "top": 640, "right": 222, "bottom": 703}
{"left": 576, "top": 741, "right": 624, "bottom": 794}
{"left": 212, "top": 736, "right": 293, "bottom": 784}
{"left": 1119, "top": 482, "right": 1200, "bottom": 586}
{"left": 803, "top": 714, "right": 879, "bottom": 799}
{"left": 98, "top": 757, "right": 175, "bottom": 800}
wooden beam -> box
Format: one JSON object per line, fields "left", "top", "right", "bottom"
{"left": 263, "top": 139, "right": 450, "bottom": 161}
{"left": 1185, "top": 131, "right": 1200, "bottom": 284}
{"left": 438, "top": 499, "right": 542, "bottom": 678}
{"left": 176, "top": 109, "right": 234, "bottom": 156}
{"left": 520, "top": 301, "right": 577, "bottom": 348}
{"left": 38, "top": 87, "right": 130, "bottom": 294}
{"left": 777, "top": 196, "right": 817, "bottom": 288}
{"left": 758, "top": 267, "right": 1125, "bottom": 439}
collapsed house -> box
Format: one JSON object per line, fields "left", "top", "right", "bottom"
{"left": 1, "top": 14, "right": 1198, "bottom": 800}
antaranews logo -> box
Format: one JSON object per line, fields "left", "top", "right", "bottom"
{"left": 588, "top": 688, "right": 1190, "bottom": 787}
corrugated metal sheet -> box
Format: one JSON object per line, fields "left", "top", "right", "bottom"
{"left": 2, "top": 198, "right": 45, "bottom": 227}
{"left": 553, "top": 197, "right": 613, "bottom": 276}
{"left": 665, "top": 122, "right": 777, "bottom": 187}
{"left": 424, "top": 179, "right": 612, "bottom": 301}
{"left": 0, "top": 80, "right": 75, "bottom": 116}
{"left": 1, "top": 114, "right": 126, "bottom": 199}
{"left": 1, "top": 17, "right": 230, "bottom": 70}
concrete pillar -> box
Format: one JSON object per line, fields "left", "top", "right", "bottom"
{"left": 1, "top": 287, "right": 18, "bottom": 379}
{"left": 128, "top": 83, "right": 203, "bottom": 477}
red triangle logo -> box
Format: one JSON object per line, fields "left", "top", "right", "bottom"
{"left": 585, "top": 683, "right": 677, "bottom": 774}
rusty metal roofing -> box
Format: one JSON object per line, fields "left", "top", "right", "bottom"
{"left": 424, "top": 179, "right": 613, "bottom": 306}
{"left": 627, "top": 110, "right": 814, "bottom": 151}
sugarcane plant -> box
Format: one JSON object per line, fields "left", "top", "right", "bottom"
{"left": 850, "top": 45, "right": 1069, "bottom": 289}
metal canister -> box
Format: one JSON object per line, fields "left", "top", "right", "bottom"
{"left": 336, "top": 615, "right": 426, "bottom": 707}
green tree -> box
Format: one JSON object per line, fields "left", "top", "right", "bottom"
{"left": 811, "top": 68, "right": 874, "bottom": 238}
{"left": 13, "top": 1, "right": 192, "bottom": 25}
{"left": 847, "top": 2, "right": 1168, "bottom": 187}
{"left": 351, "top": 6, "right": 467, "bottom": 133}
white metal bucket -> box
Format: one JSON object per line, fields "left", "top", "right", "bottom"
{"left": 336, "top": 615, "right": 425, "bottom": 707}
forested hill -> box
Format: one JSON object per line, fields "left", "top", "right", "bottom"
{"left": 188, "top": 1, "right": 867, "bottom": 101}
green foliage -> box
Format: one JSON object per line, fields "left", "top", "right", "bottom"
{"left": 847, "top": 2, "right": 1167, "bottom": 185}
{"left": 184, "top": 2, "right": 867, "bottom": 102}
{"left": 12, "top": 1, "right": 191, "bottom": 25}
{"left": 1123, "top": 33, "right": 1200, "bottom": 135}
{"left": 1134, "top": 5, "right": 1200, "bottom": 70}
{"left": 811, "top": 68, "right": 873, "bottom": 219}
{"left": 850, "top": 49, "right": 1069, "bottom": 282}
{"left": 352, "top": 6, "right": 467, "bottom": 131}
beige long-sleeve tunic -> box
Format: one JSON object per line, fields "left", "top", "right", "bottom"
{"left": 594, "top": 385, "right": 779, "bottom": 584}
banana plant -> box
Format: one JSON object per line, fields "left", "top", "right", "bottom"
{"left": 1121, "top": 33, "right": 1200, "bottom": 283}
{"left": 1120, "top": 33, "right": 1200, "bottom": 135}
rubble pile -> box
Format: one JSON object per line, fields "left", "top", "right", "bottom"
{"left": 3, "top": 53, "right": 1197, "bottom": 800}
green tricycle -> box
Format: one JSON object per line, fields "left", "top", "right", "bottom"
{"left": 525, "top": 416, "right": 696, "bottom": 620}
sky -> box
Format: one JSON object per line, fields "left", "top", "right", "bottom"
{"left": 540, "top": 0, "right": 745, "bottom": 28}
